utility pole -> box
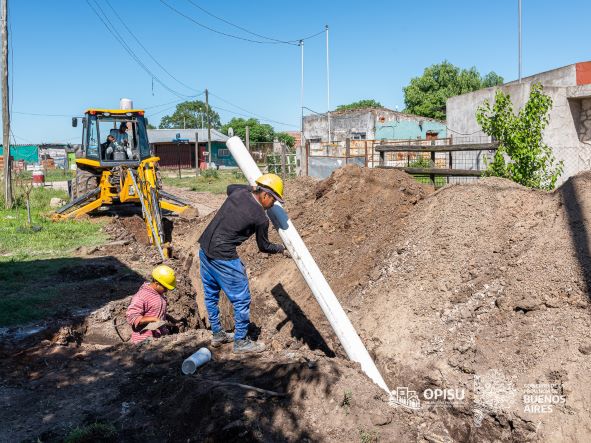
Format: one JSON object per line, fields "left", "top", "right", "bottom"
{"left": 205, "top": 88, "right": 211, "bottom": 169}
{"left": 245, "top": 126, "right": 250, "bottom": 152}
{"left": 195, "top": 131, "right": 199, "bottom": 177}
{"left": 1, "top": 0, "right": 11, "bottom": 208}
{"left": 300, "top": 40, "right": 304, "bottom": 152}
{"left": 518, "top": 0, "right": 522, "bottom": 83}
{"left": 325, "top": 25, "right": 331, "bottom": 144}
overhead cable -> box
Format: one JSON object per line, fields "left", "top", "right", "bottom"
{"left": 185, "top": 0, "right": 300, "bottom": 44}
{"left": 210, "top": 104, "right": 298, "bottom": 129}
{"left": 104, "top": 0, "right": 199, "bottom": 93}
{"left": 209, "top": 92, "right": 297, "bottom": 128}
{"left": 86, "top": 0, "right": 193, "bottom": 99}
{"left": 161, "top": 0, "right": 323, "bottom": 46}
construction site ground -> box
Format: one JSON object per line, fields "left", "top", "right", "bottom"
{"left": 2, "top": 165, "right": 591, "bottom": 442}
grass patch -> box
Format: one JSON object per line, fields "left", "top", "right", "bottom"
{"left": 0, "top": 188, "right": 107, "bottom": 326}
{"left": 64, "top": 422, "right": 117, "bottom": 443}
{"left": 0, "top": 285, "right": 60, "bottom": 326}
{"left": 0, "top": 187, "right": 106, "bottom": 262}
{"left": 17, "top": 169, "right": 75, "bottom": 182}
{"left": 413, "top": 175, "right": 447, "bottom": 187}
{"left": 162, "top": 169, "right": 248, "bottom": 194}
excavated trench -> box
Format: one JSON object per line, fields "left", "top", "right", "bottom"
{"left": 4, "top": 166, "right": 591, "bottom": 442}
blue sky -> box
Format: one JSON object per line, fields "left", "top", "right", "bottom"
{"left": 4, "top": 0, "right": 591, "bottom": 144}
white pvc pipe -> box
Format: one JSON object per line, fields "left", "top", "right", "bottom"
{"left": 226, "top": 136, "right": 389, "bottom": 393}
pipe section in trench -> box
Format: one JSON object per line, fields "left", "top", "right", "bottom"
{"left": 226, "top": 136, "right": 390, "bottom": 393}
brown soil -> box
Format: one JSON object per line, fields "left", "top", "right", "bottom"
{"left": 2, "top": 166, "right": 591, "bottom": 442}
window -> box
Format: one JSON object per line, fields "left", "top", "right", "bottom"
{"left": 87, "top": 116, "right": 99, "bottom": 159}
{"left": 351, "top": 132, "right": 366, "bottom": 140}
{"left": 217, "top": 148, "right": 230, "bottom": 157}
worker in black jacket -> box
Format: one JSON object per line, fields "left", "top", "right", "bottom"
{"left": 198, "top": 173, "right": 287, "bottom": 353}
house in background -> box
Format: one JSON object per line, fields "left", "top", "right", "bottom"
{"left": 147, "top": 128, "right": 233, "bottom": 169}
{"left": 446, "top": 61, "right": 591, "bottom": 183}
{"left": 300, "top": 107, "right": 447, "bottom": 178}
{"left": 303, "top": 107, "right": 446, "bottom": 144}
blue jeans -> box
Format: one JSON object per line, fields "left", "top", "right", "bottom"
{"left": 199, "top": 249, "right": 251, "bottom": 340}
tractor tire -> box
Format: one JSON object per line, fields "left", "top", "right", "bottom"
{"left": 72, "top": 169, "right": 100, "bottom": 200}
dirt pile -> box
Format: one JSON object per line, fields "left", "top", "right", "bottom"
{"left": 190, "top": 166, "right": 433, "bottom": 354}
{"left": 191, "top": 166, "right": 591, "bottom": 440}
{"left": 350, "top": 172, "right": 591, "bottom": 441}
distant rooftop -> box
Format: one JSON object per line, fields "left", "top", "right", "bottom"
{"left": 147, "top": 128, "right": 229, "bottom": 143}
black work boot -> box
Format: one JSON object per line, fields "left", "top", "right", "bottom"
{"left": 233, "top": 337, "right": 266, "bottom": 354}
{"left": 211, "top": 331, "right": 234, "bottom": 347}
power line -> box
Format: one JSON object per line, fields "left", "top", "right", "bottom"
{"left": 209, "top": 92, "right": 297, "bottom": 128}
{"left": 143, "top": 92, "right": 205, "bottom": 110}
{"left": 160, "top": 0, "right": 294, "bottom": 45}
{"left": 210, "top": 103, "right": 298, "bottom": 129}
{"left": 185, "top": 0, "right": 298, "bottom": 44}
{"left": 86, "top": 0, "right": 192, "bottom": 99}
{"left": 104, "top": 0, "right": 199, "bottom": 94}
{"left": 13, "top": 111, "right": 73, "bottom": 117}
{"left": 161, "top": 1, "right": 323, "bottom": 46}
{"left": 146, "top": 103, "right": 180, "bottom": 118}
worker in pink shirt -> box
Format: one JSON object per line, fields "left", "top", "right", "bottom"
{"left": 126, "top": 265, "right": 177, "bottom": 344}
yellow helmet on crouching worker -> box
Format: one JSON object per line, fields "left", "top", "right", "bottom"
{"left": 152, "top": 265, "right": 176, "bottom": 290}
{"left": 255, "top": 173, "right": 284, "bottom": 203}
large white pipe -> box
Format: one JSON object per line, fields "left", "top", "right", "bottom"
{"left": 226, "top": 136, "right": 389, "bottom": 393}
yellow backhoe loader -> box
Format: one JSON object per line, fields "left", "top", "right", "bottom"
{"left": 54, "top": 107, "right": 193, "bottom": 259}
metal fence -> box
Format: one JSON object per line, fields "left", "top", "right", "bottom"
{"left": 375, "top": 137, "right": 497, "bottom": 187}
{"left": 303, "top": 136, "right": 499, "bottom": 186}
{"left": 306, "top": 139, "right": 370, "bottom": 179}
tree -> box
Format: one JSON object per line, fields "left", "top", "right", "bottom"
{"left": 476, "top": 83, "right": 563, "bottom": 190}
{"left": 335, "top": 99, "right": 382, "bottom": 111}
{"left": 146, "top": 122, "right": 157, "bottom": 130}
{"left": 276, "top": 132, "right": 295, "bottom": 148}
{"left": 220, "top": 118, "right": 274, "bottom": 144}
{"left": 159, "top": 100, "right": 221, "bottom": 129}
{"left": 403, "top": 61, "right": 504, "bottom": 120}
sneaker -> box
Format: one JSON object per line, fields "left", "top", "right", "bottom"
{"left": 233, "top": 337, "right": 266, "bottom": 354}
{"left": 211, "top": 331, "right": 234, "bottom": 347}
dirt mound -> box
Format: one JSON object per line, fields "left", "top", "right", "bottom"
{"left": 190, "top": 166, "right": 433, "bottom": 355}
{"left": 190, "top": 166, "right": 591, "bottom": 440}
{"left": 349, "top": 171, "right": 591, "bottom": 440}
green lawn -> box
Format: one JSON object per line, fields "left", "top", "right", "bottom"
{"left": 162, "top": 169, "right": 247, "bottom": 194}
{"left": 0, "top": 188, "right": 106, "bottom": 262}
{"left": 0, "top": 188, "right": 107, "bottom": 326}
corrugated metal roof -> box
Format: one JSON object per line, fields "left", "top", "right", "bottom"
{"left": 147, "top": 128, "right": 229, "bottom": 143}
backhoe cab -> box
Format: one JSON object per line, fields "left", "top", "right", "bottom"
{"left": 77, "top": 109, "right": 149, "bottom": 167}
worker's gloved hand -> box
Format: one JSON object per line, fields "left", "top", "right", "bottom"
{"left": 281, "top": 247, "right": 291, "bottom": 258}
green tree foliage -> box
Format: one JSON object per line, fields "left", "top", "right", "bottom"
{"left": 403, "top": 61, "right": 504, "bottom": 120}
{"left": 276, "top": 132, "right": 296, "bottom": 148}
{"left": 221, "top": 118, "right": 275, "bottom": 144}
{"left": 476, "top": 83, "right": 563, "bottom": 190}
{"left": 482, "top": 71, "right": 505, "bottom": 88}
{"left": 335, "top": 99, "right": 383, "bottom": 111}
{"left": 159, "top": 100, "right": 221, "bottom": 129}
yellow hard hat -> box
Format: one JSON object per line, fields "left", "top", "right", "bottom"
{"left": 152, "top": 265, "right": 176, "bottom": 290}
{"left": 255, "top": 173, "right": 284, "bottom": 203}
